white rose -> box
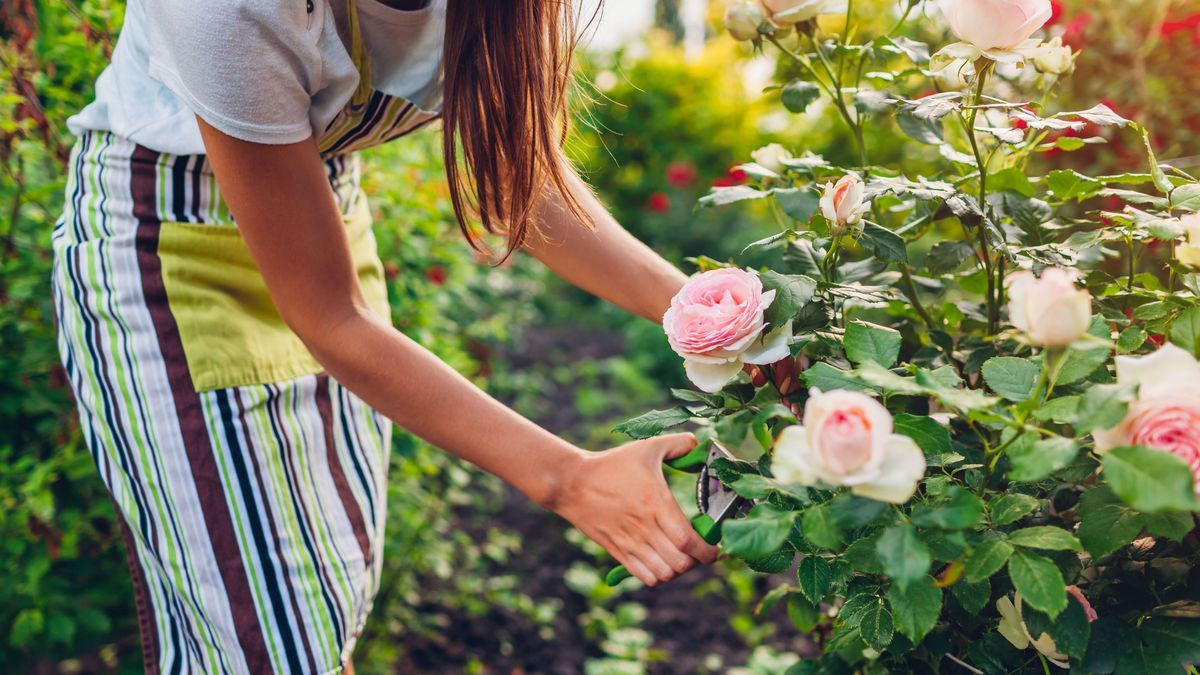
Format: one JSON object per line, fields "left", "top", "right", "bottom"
{"left": 938, "top": 0, "right": 1053, "bottom": 51}
{"left": 1005, "top": 268, "right": 1092, "bottom": 347}
{"left": 751, "top": 143, "right": 793, "bottom": 174}
{"left": 1177, "top": 212, "right": 1200, "bottom": 270}
{"left": 1031, "top": 37, "right": 1074, "bottom": 75}
{"left": 820, "top": 174, "right": 868, "bottom": 230}
{"left": 759, "top": 0, "right": 846, "bottom": 26}
{"left": 772, "top": 389, "right": 926, "bottom": 504}
{"left": 724, "top": 2, "right": 765, "bottom": 41}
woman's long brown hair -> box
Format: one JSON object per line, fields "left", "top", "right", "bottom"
{"left": 441, "top": 1, "right": 595, "bottom": 259}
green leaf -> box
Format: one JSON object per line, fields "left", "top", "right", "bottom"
{"left": 797, "top": 556, "right": 833, "bottom": 603}
{"left": 896, "top": 109, "right": 944, "bottom": 145}
{"left": 1142, "top": 510, "right": 1196, "bottom": 541}
{"left": 1141, "top": 617, "right": 1200, "bottom": 666}
{"left": 925, "top": 241, "right": 976, "bottom": 275}
{"left": 886, "top": 576, "right": 942, "bottom": 645}
{"left": 760, "top": 271, "right": 818, "bottom": 328}
{"left": 964, "top": 540, "right": 1014, "bottom": 583}
{"left": 859, "top": 222, "right": 909, "bottom": 263}
{"left": 1006, "top": 526, "right": 1082, "bottom": 552}
{"left": 859, "top": 598, "right": 895, "bottom": 650}
{"left": 1077, "top": 502, "right": 1143, "bottom": 558}
{"left": 1169, "top": 306, "right": 1200, "bottom": 357}
{"left": 893, "top": 413, "right": 954, "bottom": 456}
{"left": 1073, "top": 383, "right": 1137, "bottom": 434}
{"left": 803, "top": 362, "right": 875, "bottom": 393}
{"left": 774, "top": 187, "right": 821, "bottom": 222}
{"left": 875, "top": 524, "right": 931, "bottom": 589}
{"left": 613, "top": 408, "right": 692, "bottom": 439}
{"left": 1052, "top": 595, "right": 1093, "bottom": 660}
{"left": 1102, "top": 445, "right": 1199, "bottom": 513}
{"left": 721, "top": 504, "right": 797, "bottom": 559}
{"left": 801, "top": 504, "right": 843, "bottom": 550}
{"left": 1047, "top": 169, "right": 1103, "bottom": 201}
{"left": 828, "top": 494, "right": 887, "bottom": 529}
{"left": 844, "top": 321, "right": 902, "bottom": 367}
{"left": 1033, "top": 395, "right": 1081, "bottom": 424}
{"left": 911, "top": 486, "right": 984, "bottom": 530}
{"left": 729, "top": 473, "right": 775, "bottom": 500}
{"left": 990, "top": 494, "right": 1040, "bottom": 526}
{"left": 698, "top": 185, "right": 771, "bottom": 208}
{"left": 1007, "top": 435, "right": 1079, "bottom": 482}
{"left": 787, "top": 594, "right": 821, "bottom": 633}
{"left": 781, "top": 79, "right": 821, "bottom": 113}
{"left": 1008, "top": 551, "right": 1068, "bottom": 617}
{"left": 950, "top": 578, "right": 991, "bottom": 615}
{"left": 1170, "top": 183, "right": 1200, "bottom": 211}
{"left": 1117, "top": 326, "right": 1148, "bottom": 353}
{"left": 981, "top": 356, "right": 1041, "bottom": 401}
{"left": 745, "top": 549, "right": 797, "bottom": 573}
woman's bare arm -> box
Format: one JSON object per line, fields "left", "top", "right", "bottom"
{"left": 525, "top": 170, "right": 688, "bottom": 323}
{"left": 196, "top": 119, "right": 717, "bottom": 586}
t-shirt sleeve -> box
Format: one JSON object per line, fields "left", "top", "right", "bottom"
{"left": 144, "top": 0, "right": 321, "bottom": 145}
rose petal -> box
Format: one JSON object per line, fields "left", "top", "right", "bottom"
{"left": 850, "top": 435, "right": 926, "bottom": 504}
{"left": 772, "top": 425, "right": 821, "bottom": 487}
{"left": 684, "top": 358, "right": 744, "bottom": 393}
{"left": 742, "top": 321, "right": 794, "bottom": 365}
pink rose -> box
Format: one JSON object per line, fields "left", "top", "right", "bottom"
{"left": 664, "top": 268, "right": 792, "bottom": 393}
{"left": 1006, "top": 268, "right": 1092, "bottom": 347}
{"left": 820, "top": 175, "right": 867, "bottom": 231}
{"left": 1093, "top": 344, "right": 1200, "bottom": 493}
{"left": 939, "top": 0, "right": 1053, "bottom": 51}
{"left": 773, "top": 389, "right": 926, "bottom": 504}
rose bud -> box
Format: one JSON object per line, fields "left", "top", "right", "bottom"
{"left": 747, "top": 364, "right": 770, "bottom": 387}
{"left": 773, "top": 355, "right": 802, "bottom": 396}
{"left": 820, "top": 174, "right": 868, "bottom": 232}
{"left": 1031, "top": 36, "right": 1074, "bottom": 74}
{"left": 938, "top": 0, "right": 1053, "bottom": 51}
{"left": 772, "top": 389, "right": 926, "bottom": 504}
{"left": 751, "top": 143, "right": 793, "bottom": 174}
{"left": 724, "top": 2, "right": 765, "bottom": 41}
{"left": 1177, "top": 212, "right": 1200, "bottom": 270}
{"left": 1093, "top": 344, "right": 1200, "bottom": 495}
{"left": 1005, "top": 268, "right": 1092, "bottom": 347}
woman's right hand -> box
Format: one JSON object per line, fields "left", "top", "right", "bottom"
{"left": 546, "top": 433, "right": 721, "bottom": 586}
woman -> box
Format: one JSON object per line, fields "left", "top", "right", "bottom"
{"left": 54, "top": 0, "right": 719, "bottom": 672}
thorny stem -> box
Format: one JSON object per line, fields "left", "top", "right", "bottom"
{"left": 964, "top": 63, "right": 1000, "bottom": 334}
{"left": 899, "top": 264, "right": 937, "bottom": 333}
{"left": 804, "top": 32, "right": 869, "bottom": 169}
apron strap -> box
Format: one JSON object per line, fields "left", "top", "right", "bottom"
{"left": 346, "top": 0, "right": 372, "bottom": 109}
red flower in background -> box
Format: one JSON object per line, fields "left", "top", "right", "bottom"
{"left": 647, "top": 191, "right": 672, "bottom": 213}
{"left": 1048, "top": 0, "right": 1065, "bottom": 26}
{"left": 1061, "top": 11, "right": 1092, "bottom": 48}
{"left": 665, "top": 161, "right": 698, "bottom": 188}
{"left": 712, "top": 166, "right": 748, "bottom": 187}
{"left": 426, "top": 264, "right": 447, "bottom": 285}
{"left": 1160, "top": 13, "right": 1200, "bottom": 42}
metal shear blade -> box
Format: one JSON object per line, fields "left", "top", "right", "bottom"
{"left": 697, "top": 441, "right": 749, "bottom": 525}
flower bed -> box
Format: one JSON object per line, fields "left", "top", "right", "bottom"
{"left": 616, "top": 1, "right": 1200, "bottom": 671}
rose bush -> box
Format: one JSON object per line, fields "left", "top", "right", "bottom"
{"left": 615, "top": 0, "right": 1200, "bottom": 671}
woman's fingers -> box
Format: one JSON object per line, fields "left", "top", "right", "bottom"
{"left": 653, "top": 432, "right": 699, "bottom": 461}
{"left": 656, "top": 503, "right": 720, "bottom": 565}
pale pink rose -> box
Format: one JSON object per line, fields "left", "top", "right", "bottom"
{"left": 664, "top": 268, "right": 792, "bottom": 393}
{"left": 1177, "top": 213, "right": 1200, "bottom": 270}
{"left": 820, "top": 175, "right": 868, "bottom": 230}
{"left": 759, "top": 0, "right": 845, "bottom": 26}
{"left": 1093, "top": 344, "right": 1200, "bottom": 494}
{"left": 724, "top": 2, "right": 764, "bottom": 41}
{"left": 1066, "top": 586, "right": 1098, "bottom": 623}
{"left": 939, "top": 0, "right": 1053, "bottom": 51}
{"left": 773, "top": 389, "right": 926, "bottom": 504}
{"left": 1006, "top": 268, "right": 1092, "bottom": 347}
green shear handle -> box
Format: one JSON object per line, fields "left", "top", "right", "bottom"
{"left": 604, "top": 513, "right": 721, "bottom": 586}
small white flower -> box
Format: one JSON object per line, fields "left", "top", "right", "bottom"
{"left": 820, "top": 175, "right": 868, "bottom": 231}
{"left": 1005, "top": 268, "right": 1092, "bottom": 347}
{"left": 750, "top": 143, "right": 794, "bottom": 174}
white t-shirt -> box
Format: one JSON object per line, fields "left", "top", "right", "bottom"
{"left": 68, "top": 0, "right": 446, "bottom": 155}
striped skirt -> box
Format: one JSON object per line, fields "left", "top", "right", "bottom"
{"left": 52, "top": 131, "right": 392, "bottom": 674}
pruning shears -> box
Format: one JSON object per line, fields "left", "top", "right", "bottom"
{"left": 604, "top": 439, "right": 751, "bottom": 586}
